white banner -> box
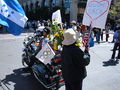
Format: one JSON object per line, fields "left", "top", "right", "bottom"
{"left": 35, "top": 43, "right": 55, "bottom": 64}
{"left": 82, "top": 0, "right": 112, "bottom": 29}
{"left": 52, "top": 10, "right": 62, "bottom": 24}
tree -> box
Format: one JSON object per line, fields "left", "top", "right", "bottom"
{"left": 109, "top": 2, "right": 120, "bottom": 20}
{"left": 39, "top": 6, "right": 51, "bottom": 20}
{"left": 25, "top": 1, "right": 66, "bottom": 21}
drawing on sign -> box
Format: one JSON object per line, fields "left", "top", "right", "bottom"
{"left": 86, "top": 0, "right": 109, "bottom": 21}
{"left": 36, "top": 43, "right": 55, "bottom": 64}
{"left": 39, "top": 47, "right": 51, "bottom": 60}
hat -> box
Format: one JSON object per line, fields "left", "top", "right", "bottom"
{"left": 71, "top": 20, "right": 76, "bottom": 24}
{"left": 62, "top": 28, "right": 78, "bottom": 45}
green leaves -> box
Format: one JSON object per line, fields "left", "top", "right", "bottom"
{"left": 50, "top": 23, "right": 64, "bottom": 46}
{"left": 109, "top": 1, "right": 120, "bottom": 19}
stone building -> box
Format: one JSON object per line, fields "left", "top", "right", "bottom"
{"left": 18, "top": 0, "right": 87, "bottom": 22}
{"left": 18, "top": 0, "right": 120, "bottom": 22}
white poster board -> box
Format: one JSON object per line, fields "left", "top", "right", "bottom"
{"left": 52, "top": 10, "right": 62, "bottom": 24}
{"left": 82, "top": 0, "right": 112, "bottom": 29}
{"left": 35, "top": 43, "right": 55, "bottom": 64}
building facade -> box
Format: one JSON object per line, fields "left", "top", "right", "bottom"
{"left": 18, "top": 0, "right": 87, "bottom": 22}
{"left": 18, "top": 0, "right": 120, "bottom": 22}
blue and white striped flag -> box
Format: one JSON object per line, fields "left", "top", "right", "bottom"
{"left": 0, "top": 0, "right": 28, "bottom": 35}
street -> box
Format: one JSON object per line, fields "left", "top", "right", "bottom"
{"left": 0, "top": 33, "right": 50, "bottom": 90}
{"left": 0, "top": 33, "right": 120, "bottom": 90}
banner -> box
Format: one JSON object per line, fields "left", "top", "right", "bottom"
{"left": 82, "top": 0, "right": 112, "bottom": 29}
{"left": 0, "top": 0, "right": 28, "bottom": 35}
{"left": 52, "top": 10, "right": 62, "bottom": 24}
{"left": 36, "top": 43, "right": 55, "bottom": 64}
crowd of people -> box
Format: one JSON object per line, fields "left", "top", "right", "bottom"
{"left": 24, "top": 19, "right": 120, "bottom": 59}
{"left": 24, "top": 19, "right": 119, "bottom": 43}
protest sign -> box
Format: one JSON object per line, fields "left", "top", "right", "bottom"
{"left": 36, "top": 43, "right": 55, "bottom": 64}
{"left": 82, "top": 0, "right": 112, "bottom": 29}
{"left": 52, "top": 10, "right": 62, "bottom": 24}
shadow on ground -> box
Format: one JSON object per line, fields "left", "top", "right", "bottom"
{"left": 1, "top": 68, "right": 50, "bottom": 90}
{"left": 103, "top": 60, "right": 119, "bottom": 67}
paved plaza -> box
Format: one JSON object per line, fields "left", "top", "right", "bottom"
{"left": 0, "top": 33, "right": 120, "bottom": 90}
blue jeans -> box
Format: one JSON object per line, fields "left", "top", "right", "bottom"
{"left": 96, "top": 32, "right": 101, "bottom": 43}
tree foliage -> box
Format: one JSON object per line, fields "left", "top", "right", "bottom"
{"left": 109, "top": 2, "right": 120, "bottom": 19}
{"left": 25, "top": 3, "right": 66, "bottom": 22}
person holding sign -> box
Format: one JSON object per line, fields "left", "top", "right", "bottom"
{"left": 61, "top": 28, "right": 90, "bottom": 90}
{"left": 82, "top": 0, "right": 112, "bottom": 47}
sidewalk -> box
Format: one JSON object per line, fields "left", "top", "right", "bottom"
{"left": 60, "top": 43, "right": 120, "bottom": 90}
{"left": 83, "top": 41, "right": 120, "bottom": 90}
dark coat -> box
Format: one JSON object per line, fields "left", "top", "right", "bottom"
{"left": 114, "top": 30, "right": 120, "bottom": 43}
{"left": 61, "top": 44, "right": 90, "bottom": 83}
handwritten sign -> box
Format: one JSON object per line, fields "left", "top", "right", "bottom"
{"left": 82, "top": 0, "right": 112, "bottom": 29}
{"left": 36, "top": 43, "right": 55, "bottom": 64}
{"left": 52, "top": 10, "right": 62, "bottom": 24}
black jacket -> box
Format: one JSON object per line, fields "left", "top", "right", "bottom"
{"left": 61, "top": 44, "right": 90, "bottom": 83}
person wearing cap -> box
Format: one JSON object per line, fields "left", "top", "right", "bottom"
{"left": 70, "top": 20, "right": 81, "bottom": 39}
{"left": 70, "top": 20, "right": 77, "bottom": 30}
{"left": 61, "top": 28, "right": 90, "bottom": 90}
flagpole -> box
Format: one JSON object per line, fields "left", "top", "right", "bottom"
{"left": 85, "top": 21, "right": 93, "bottom": 51}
